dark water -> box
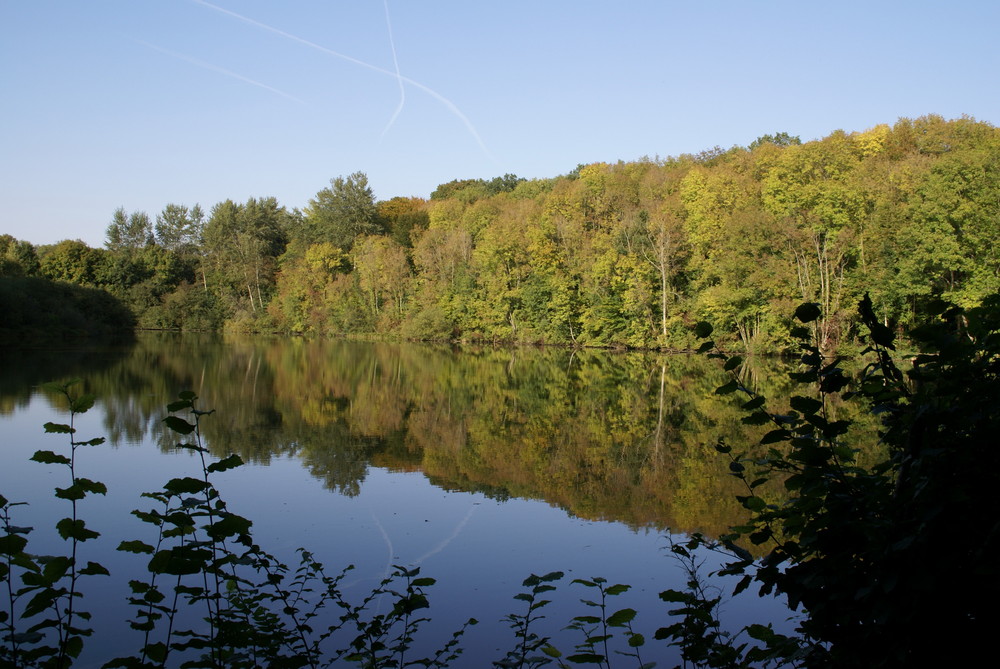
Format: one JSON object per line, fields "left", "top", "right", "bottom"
{"left": 0, "top": 333, "right": 814, "bottom": 666}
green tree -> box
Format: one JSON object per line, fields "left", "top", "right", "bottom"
{"left": 154, "top": 203, "right": 204, "bottom": 254}
{"left": 304, "top": 172, "right": 380, "bottom": 251}
{"left": 761, "top": 132, "right": 868, "bottom": 351}
{"left": 0, "top": 235, "right": 41, "bottom": 277}
{"left": 747, "top": 131, "right": 801, "bottom": 150}
{"left": 39, "top": 240, "right": 106, "bottom": 286}
{"left": 270, "top": 242, "right": 348, "bottom": 333}
{"left": 376, "top": 196, "right": 429, "bottom": 248}
{"left": 105, "top": 207, "right": 153, "bottom": 253}
{"left": 632, "top": 206, "right": 687, "bottom": 345}
{"left": 352, "top": 235, "right": 412, "bottom": 322}
{"left": 202, "top": 197, "right": 289, "bottom": 318}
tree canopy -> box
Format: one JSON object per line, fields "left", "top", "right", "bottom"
{"left": 13, "top": 115, "right": 1000, "bottom": 344}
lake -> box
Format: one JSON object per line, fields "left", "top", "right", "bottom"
{"left": 0, "top": 333, "right": 803, "bottom": 666}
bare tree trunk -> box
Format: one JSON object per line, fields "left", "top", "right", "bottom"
{"left": 660, "top": 263, "right": 669, "bottom": 342}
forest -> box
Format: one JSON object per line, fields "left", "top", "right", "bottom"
{"left": 3, "top": 114, "right": 999, "bottom": 353}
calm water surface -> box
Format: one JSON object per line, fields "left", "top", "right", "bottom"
{"left": 0, "top": 334, "right": 802, "bottom": 666}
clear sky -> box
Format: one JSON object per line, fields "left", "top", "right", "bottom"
{"left": 2, "top": 0, "right": 998, "bottom": 248}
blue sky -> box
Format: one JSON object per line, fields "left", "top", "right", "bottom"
{"left": 2, "top": 0, "right": 998, "bottom": 247}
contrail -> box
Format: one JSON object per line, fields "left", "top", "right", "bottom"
{"left": 134, "top": 38, "right": 306, "bottom": 105}
{"left": 190, "top": 0, "right": 496, "bottom": 161}
{"left": 380, "top": 0, "right": 405, "bottom": 141}
{"left": 370, "top": 510, "right": 395, "bottom": 615}
{"left": 412, "top": 504, "right": 477, "bottom": 565}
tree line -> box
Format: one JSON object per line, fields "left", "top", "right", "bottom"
{"left": 3, "top": 114, "right": 998, "bottom": 353}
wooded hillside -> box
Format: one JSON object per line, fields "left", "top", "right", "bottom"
{"left": 5, "top": 115, "right": 997, "bottom": 352}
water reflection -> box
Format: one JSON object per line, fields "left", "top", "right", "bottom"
{"left": 2, "top": 334, "right": 845, "bottom": 664}
{"left": 0, "top": 333, "right": 862, "bottom": 538}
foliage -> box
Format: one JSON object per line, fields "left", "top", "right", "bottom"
{"left": 305, "top": 172, "right": 381, "bottom": 252}
{"left": 0, "top": 276, "right": 135, "bottom": 345}
{"left": 106, "top": 208, "right": 153, "bottom": 254}
{"left": 0, "top": 234, "right": 41, "bottom": 277}
{"left": 747, "top": 133, "right": 801, "bottom": 151}
{"left": 18, "top": 116, "right": 1000, "bottom": 347}
{"left": 658, "top": 294, "right": 1000, "bottom": 667}
{"left": 1, "top": 380, "right": 108, "bottom": 667}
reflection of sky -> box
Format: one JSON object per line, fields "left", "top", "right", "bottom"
{"left": 1, "top": 393, "right": 792, "bottom": 665}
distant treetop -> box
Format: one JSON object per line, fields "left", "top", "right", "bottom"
{"left": 749, "top": 132, "right": 802, "bottom": 150}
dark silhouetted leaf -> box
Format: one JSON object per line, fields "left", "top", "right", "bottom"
{"left": 31, "top": 450, "right": 70, "bottom": 465}
{"left": 162, "top": 416, "right": 195, "bottom": 435}
{"left": 206, "top": 454, "right": 244, "bottom": 473}
{"left": 43, "top": 422, "right": 74, "bottom": 434}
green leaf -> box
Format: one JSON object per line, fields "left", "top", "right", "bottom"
{"left": 868, "top": 321, "right": 895, "bottom": 348}
{"left": 162, "top": 416, "right": 195, "bottom": 435}
{"left": 567, "top": 653, "right": 605, "bottom": 663}
{"left": 715, "top": 380, "right": 739, "bottom": 395}
{"left": 118, "top": 540, "right": 155, "bottom": 554}
{"left": 42, "top": 379, "right": 78, "bottom": 394}
{"left": 723, "top": 355, "right": 743, "bottom": 371}
{"left": 654, "top": 626, "right": 674, "bottom": 640}
{"left": 68, "top": 394, "right": 95, "bottom": 414}
{"left": 163, "top": 477, "right": 209, "bottom": 494}
{"left": 696, "top": 340, "right": 715, "bottom": 353}
{"left": 741, "top": 396, "right": 766, "bottom": 410}
{"left": 205, "top": 514, "right": 252, "bottom": 540}
{"left": 146, "top": 641, "right": 168, "bottom": 663}
{"left": 794, "top": 302, "right": 821, "bottom": 323}
{"left": 628, "top": 632, "right": 645, "bottom": 648}
{"left": 741, "top": 412, "right": 772, "bottom": 425}
{"left": 80, "top": 561, "right": 110, "bottom": 576}
{"left": 605, "top": 583, "right": 629, "bottom": 596}
{"left": 42, "top": 555, "right": 73, "bottom": 581}
{"left": 55, "top": 478, "right": 107, "bottom": 501}
{"left": 742, "top": 496, "right": 767, "bottom": 512}
{"left": 65, "top": 635, "right": 84, "bottom": 658}
{"left": 79, "top": 478, "right": 107, "bottom": 495}
{"left": 789, "top": 395, "right": 822, "bottom": 415}
{"left": 0, "top": 534, "right": 28, "bottom": 555}
{"left": 542, "top": 644, "right": 562, "bottom": 658}
{"left": 43, "top": 422, "right": 74, "bottom": 434}
{"left": 746, "top": 624, "right": 775, "bottom": 641}
{"left": 411, "top": 577, "right": 436, "bottom": 587}
{"left": 573, "top": 615, "right": 602, "bottom": 624}
{"left": 31, "top": 450, "right": 70, "bottom": 465}
{"left": 55, "top": 485, "right": 86, "bottom": 501}
{"left": 148, "top": 547, "right": 211, "bottom": 575}
{"left": 607, "top": 607, "right": 637, "bottom": 626}
{"left": 659, "top": 590, "right": 689, "bottom": 603}
{"left": 760, "top": 429, "right": 791, "bottom": 444}
{"left": 694, "top": 321, "right": 713, "bottom": 338}
{"left": 206, "top": 454, "right": 244, "bottom": 473}
{"left": 56, "top": 518, "right": 100, "bottom": 541}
